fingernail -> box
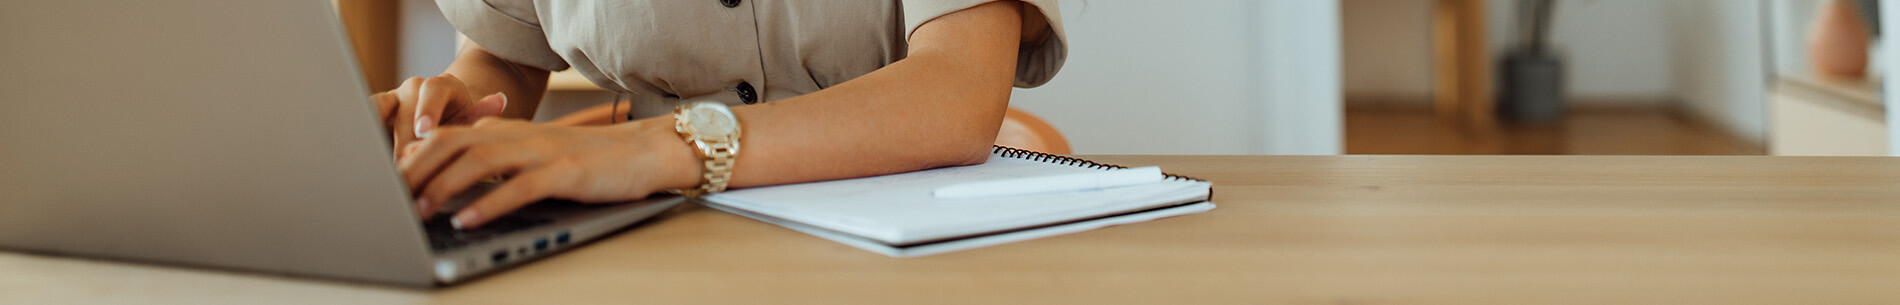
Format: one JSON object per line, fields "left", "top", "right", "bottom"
{"left": 414, "top": 115, "right": 434, "bottom": 138}
{"left": 495, "top": 92, "right": 509, "bottom": 109}
{"left": 451, "top": 209, "right": 480, "bottom": 230}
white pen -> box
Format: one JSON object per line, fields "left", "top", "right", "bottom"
{"left": 933, "top": 166, "right": 1165, "bottom": 199}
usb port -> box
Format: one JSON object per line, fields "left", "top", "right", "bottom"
{"left": 490, "top": 250, "right": 509, "bottom": 264}
{"left": 534, "top": 238, "right": 550, "bottom": 251}
{"left": 554, "top": 231, "right": 572, "bottom": 246}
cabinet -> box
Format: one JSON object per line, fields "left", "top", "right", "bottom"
{"left": 1768, "top": 78, "right": 1887, "bottom": 155}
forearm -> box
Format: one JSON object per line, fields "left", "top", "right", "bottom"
{"left": 441, "top": 42, "right": 551, "bottom": 119}
{"left": 641, "top": 1, "right": 1026, "bottom": 190}
{"left": 728, "top": 56, "right": 1015, "bottom": 186}
{"left": 547, "top": 103, "right": 638, "bottom": 127}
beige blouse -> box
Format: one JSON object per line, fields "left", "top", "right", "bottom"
{"left": 436, "top": 0, "right": 1066, "bottom": 112}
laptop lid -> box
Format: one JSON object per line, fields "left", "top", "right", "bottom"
{"left": 0, "top": 1, "right": 436, "bottom": 286}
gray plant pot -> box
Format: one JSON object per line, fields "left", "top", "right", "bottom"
{"left": 1498, "top": 49, "right": 1564, "bottom": 124}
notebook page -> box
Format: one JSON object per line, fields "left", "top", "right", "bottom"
{"left": 703, "top": 155, "right": 1212, "bottom": 244}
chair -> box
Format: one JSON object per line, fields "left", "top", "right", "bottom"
{"left": 996, "top": 107, "right": 1071, "bottom": 155}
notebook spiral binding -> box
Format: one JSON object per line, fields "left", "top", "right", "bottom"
{"left": 991, "top": 145, "right": 1208, "bottom": 183}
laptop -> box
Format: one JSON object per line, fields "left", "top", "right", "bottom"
{"left": 0, "top": 1, "right": 679, "bottom": 286}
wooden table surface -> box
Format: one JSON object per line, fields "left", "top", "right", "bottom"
{"left": 7, "top": 155, "right": 1900, "bottom": 304}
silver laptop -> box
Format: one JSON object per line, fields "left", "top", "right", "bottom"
{"left": 0, "top": 0, "right": 680, "bottom": 286}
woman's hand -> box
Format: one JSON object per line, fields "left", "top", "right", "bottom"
{"left": 369, "top": 74, "right": 510, "bottom": 160}
{"left": 398, "top": 117, "right": 696, "bottom": 229}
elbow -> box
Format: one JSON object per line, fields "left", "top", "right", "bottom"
{"left": 940, "top": 92, "right": 1012, "bottom": 167}
{"left": 904, "top": 105, "right": 1004, "bottom": 169}
{"left": 890, "top": 131, "right": 992, "bottom": 173}
{"left": 933, "top": 109, "right": 1008, "bottom": 167}
{"left": 941, "top": 136, "right": 995, "bottom": 167}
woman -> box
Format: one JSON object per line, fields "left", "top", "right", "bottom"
{"left": 370, "top": 0, "right": 1067, "bottom": 229}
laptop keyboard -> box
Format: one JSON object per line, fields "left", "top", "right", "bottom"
{"left": 423, "top": 214, "right": 554, "bottom": 251}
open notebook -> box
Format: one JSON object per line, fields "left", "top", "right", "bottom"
{"left": 699, "top": 146, "right": 1214, "bottom": 257}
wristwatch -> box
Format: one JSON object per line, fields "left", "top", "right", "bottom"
{"left": 668, "top": 101, "right": 742, "bottom": 196}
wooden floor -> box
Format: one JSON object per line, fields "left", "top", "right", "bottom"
{"left": 1346, "top": 106, "right": 1765, "bottom": 155}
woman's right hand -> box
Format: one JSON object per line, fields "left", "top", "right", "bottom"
{"left": 369, "top": 74, "right": 509, "bottom": 160}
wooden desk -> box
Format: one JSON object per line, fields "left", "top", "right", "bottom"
{"left": 8, "top": 156, "right": 1900, "bottom": 304}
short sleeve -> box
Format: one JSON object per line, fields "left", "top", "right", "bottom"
{"left": 435, "top": 0, "right": 571, "bottom": 71}
{"left": 902, "top": 0, "right": 1067, "bottom": 88}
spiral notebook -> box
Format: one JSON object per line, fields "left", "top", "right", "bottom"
{"left": 698, "top": 146, "right": 1215, "bottom": 257}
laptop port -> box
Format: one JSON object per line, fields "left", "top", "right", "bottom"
{"left": 534, "top": 238, "right": 549, "bottom": 251}
{"left": 490, "top": 250, "right": 508, "bottom": 264}
{"left": 554, "top": 231, "right": 572, "bottom": 245}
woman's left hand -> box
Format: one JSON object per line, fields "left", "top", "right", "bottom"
{"left": 398, "top": 118, "right": 694, "bottom": 229}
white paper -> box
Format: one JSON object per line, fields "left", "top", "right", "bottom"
{"left": 703, "top": 201, "right": 1216, "bottom": 257}
{"left": 702, "top": 155, "right": 1214, "bottom": 244}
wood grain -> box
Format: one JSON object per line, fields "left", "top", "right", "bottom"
{"left": 6, "top": 155, "right": 1899, "bottom": 304}
{"left": 1347, "top": 105, "right": 1765, "bottom": 155}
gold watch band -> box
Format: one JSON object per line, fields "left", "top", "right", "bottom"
{"left": 670, "top": 140, "right": 736, "bottom": 197}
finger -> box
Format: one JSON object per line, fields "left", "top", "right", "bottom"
{"left": 391, "top": 77, "right": 425, "bottom": 159}
{"left": 451, "top": 92, "right": 508, "bottom": 125}
{"left": 472, "top": 116, "right": 519, "bottom": 129}
{"left": 451, "top": 164, "right": 575, "bottom": 230}
{"left": 370, "top": 91, "right": 399, "bottom": 127}
{"left": 402, "top": 118, "right": 527, "bottom": 181}
{"left": 413, "top": 74, "right": 471, "bottom": 139}
{"left": 400, "top": 127, "right": 477, "bottom": 190}
{"left": 416, "top": 146, "right": 538, "bottom": 217}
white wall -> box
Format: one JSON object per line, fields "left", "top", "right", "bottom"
{"left": 1254, "top": 1, "right": 1346, "bottom": 155}
{"left": 1883, "top": 0, "right": 1900, "bottom": 156}
{"left": 1772, "top": 0, "right": 1824, "bottom": 78}
{"left": 1011, "top": 0, "right": 1342, "bottom": 155}
{"left": 399, "top": 0, "right": 455, "bottom": 81}
{"left": 1667, "top": 0, "right": 1768, "bottom": 144}
{"left": 1540, "top": 0, "right": 1677, "bottom": 103}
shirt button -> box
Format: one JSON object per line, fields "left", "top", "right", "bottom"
{"left": 735, "top": 82, "right": 758, "bottom": 104}
{"left": 720, "top": 0, "right": 740, "bottom": 8}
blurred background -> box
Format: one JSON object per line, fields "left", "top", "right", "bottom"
{"left": 333, "top": 0, "right": 1888, "bottom": 156}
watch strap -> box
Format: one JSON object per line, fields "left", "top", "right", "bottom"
{"left": 670, "top": 140, "right": 736, "bottom": 197}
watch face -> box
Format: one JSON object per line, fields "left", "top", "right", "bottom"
{"left": 686, "top": 103, "right": 738, "bottom": 138}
